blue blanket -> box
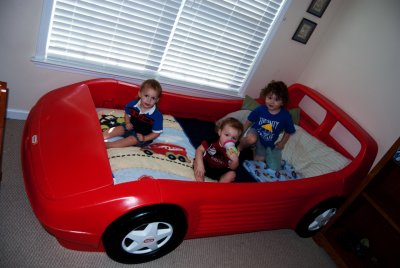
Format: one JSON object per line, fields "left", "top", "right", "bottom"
{"left": 243, "top": 160, "right": 303, "bottom": 182}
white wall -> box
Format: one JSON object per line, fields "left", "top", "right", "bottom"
{"left": 0, "top": 0, "right": 96, "bottom": 119}
{"left": 298, "top": 0, "right": 400, "bottom": 163}
{"left": 245, "top": 0, "right": 343, "bottom": 96}
{"left": 0, "top": 0, "right": 398, "bottom": 164}
{"left": 0, "top": 0, "right": 339, "bottom": 118}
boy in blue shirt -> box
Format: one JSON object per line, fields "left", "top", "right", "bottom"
{"left": 103, "top": 79, "right": 163, "bottom": 148}
{"left": 238, "top": 81, "right": 295, "bottom": 171}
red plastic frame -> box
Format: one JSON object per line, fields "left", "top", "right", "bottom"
{"left": 22, "top": 78, "right": 377, "bottom": 252}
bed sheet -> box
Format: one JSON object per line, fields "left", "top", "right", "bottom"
{"left": 98, "top": 109, "right": 214, "bottom": 183}
{"left": 98, "top": 109, "right": 350, "bottom": 184}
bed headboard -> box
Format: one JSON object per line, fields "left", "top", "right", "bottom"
{"left": 85, "top": 78, "right": 243, "bottom": 122}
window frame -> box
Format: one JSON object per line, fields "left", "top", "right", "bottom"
{"left": 33, "top": 0, "right": 290, "bottom": 98}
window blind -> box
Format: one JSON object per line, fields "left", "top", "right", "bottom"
{"left": 40, "top": 0, "right": 287, "bottom": 94}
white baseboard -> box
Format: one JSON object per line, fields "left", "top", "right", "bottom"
{"left": 6, "top": 109, "right": 29, "bottom": 120}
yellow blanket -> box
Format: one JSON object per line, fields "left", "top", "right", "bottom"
{"left": 98, "top": 109, "right": 213, "bottom": 183}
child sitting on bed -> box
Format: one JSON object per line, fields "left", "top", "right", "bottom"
{"left": 238, "top": 80, "right": 296, "bottom": 171}
{"left": 103, "top": 79, "right": 163, "bottom": 149}
{"left": 194, "top": 117, "right": 243, "bottom": 183}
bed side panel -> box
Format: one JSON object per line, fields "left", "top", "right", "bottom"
{"left": 86, "top": 79, "right": 140, "bottom": 109}
{"left": 288, "top": 83, "right": 377, "bottom": 195}
{"left": 158, "top": 92, "right": 243, "bottom": 122}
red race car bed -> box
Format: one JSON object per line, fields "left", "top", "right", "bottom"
{"left": 22, "top": 78, "right": 377, "bottom": 264}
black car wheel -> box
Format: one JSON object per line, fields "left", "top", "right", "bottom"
{"left": 295, "top": 198, "right": 343, "bottom": 238}
{"left": 178, "top": 155, "right": 187, "bottom": 162}
{"left": 103, "top": 205, "right": 187, "bottom": 264}
{"left": 167, "top": 153, "right": 176, "bottom": 161}
{"left": 143, "top": 150, "right": 153, "bottom": 156}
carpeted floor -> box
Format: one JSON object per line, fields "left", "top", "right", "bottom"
{"left": 0, "top": 119, "right": 335, "bottom": 268}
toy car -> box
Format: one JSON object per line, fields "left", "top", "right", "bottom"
{"left": 141, "top": 142, "right": 190, "bottom": 163}
{"left": 22, "top": 79, "right": 377, "bottom": 264}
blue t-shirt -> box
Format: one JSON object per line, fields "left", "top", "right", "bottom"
{"left": 124, "top": 100, "right": 163, "bottom": 135}
{"left": 248, "top": 105, "right": 295, "bottom": 148}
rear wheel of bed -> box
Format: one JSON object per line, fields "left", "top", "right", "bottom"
{"left": 102, "top": 205, "right": 187, "bottom": 264}
{"left": 295, "top": 198, "right": 343, "bottom": 238}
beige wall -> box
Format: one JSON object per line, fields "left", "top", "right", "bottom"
{"left": 298, "top": 0, "right": 400, "bottom": 164}
{"left": 245, "top": 0, "right": 344, "bottom": 96}
{"left": 1, "top": 0, "right": 398, "bottom": 164}
{"left": 0, "top": 0, "right": 96, "bottom": 118}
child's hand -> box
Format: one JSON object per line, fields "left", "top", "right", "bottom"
{"left": 275, "top": 141, "right": 285, "bottom": 150}
{"left": 275, "top": 132, "right": 291, "bottom": 150}
{"left": 226, "top": 149, "right": 239, "bottom": 161}
{"left": 193, "top": 158, "right": 205, "bottom": 182}
{"left": 125, "top": 122, "right": 133, "bottom": 130}
{"left": 137, "top": 133, "right": 144, "bottom": 142}
{"left": 227, "top": 149, "right": 240, "bottom": 170}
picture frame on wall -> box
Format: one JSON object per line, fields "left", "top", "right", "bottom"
{"left": 292, "top": 18, "right": 317, "bottom": 44}
{"left": 393, "top": 148, "right": 400, "bottom": 166}
{"left": 307, "top": 0, "right": 331, "bottom": 18}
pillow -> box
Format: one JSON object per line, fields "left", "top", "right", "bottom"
{"left": 214, "top": 95, "right": 257, "bottom": 127}
{"left": 216, "top": 110, "right": 251, "bottom": 127}
{"left": 241, "top": 95, "right": 260, "bottom": 110}
{"left": 240, "top": 95, "right": 301, "bottom": 125}
{"left": 289, "top": 108, "right": 300, "bottom": 125}
{"left": 282, "top": 125, "right": 350, "bottom": 177}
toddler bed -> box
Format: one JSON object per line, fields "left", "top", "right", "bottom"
{"left": 22, "top": 78, "right": 378, "bottom": 263}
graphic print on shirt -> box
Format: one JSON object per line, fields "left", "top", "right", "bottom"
{"left": 127, "top": 108, "right": 154, "bottom": 135}
{"left": 257, "top": 117, "right": 280, "bottom": 143}
{"left": 204, "top": 143, "right": 228, "bottom": 168}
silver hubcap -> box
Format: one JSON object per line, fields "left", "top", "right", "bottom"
{"left": 122, "top": 222, "right": 173, "bottom": 254}
{"left": 308, "top": 208, "right": 336, "bottom": 231}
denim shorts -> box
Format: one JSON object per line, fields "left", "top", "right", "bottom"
{"left": 249, "top": 128, "right": 282, "bottom": 171}
{"left": 122, "top": 123, "right": 152, "bottom": 147}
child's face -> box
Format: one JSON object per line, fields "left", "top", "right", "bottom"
{"left": 264, "top": 92, "right": 283, "bottom": 113}
{"left": 218, "top": 125, "right": 241, "bottom": 145}
{"left": 138, "top": 87, "right": 160, "bottom": 111}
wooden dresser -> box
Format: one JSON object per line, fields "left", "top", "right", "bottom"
{"left": 0, "top": 81, "right": 8, "bottom": 182}
{"left": 314, "top": 137, "right": 400, "bottom": 267}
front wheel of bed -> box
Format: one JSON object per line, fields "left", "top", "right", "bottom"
{"left": 295, "top": 198, "right": 343, "bottom": 238}
{"left": 102, "top": 205, "right": 187, "bottom": 264}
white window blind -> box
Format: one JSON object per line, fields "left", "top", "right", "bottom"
{"left": 35, "top": 0, "right": 288, "bottom": 95}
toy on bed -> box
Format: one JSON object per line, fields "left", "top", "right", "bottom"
{"left": 22, "top": 78, "right": 377, "bottom": 264}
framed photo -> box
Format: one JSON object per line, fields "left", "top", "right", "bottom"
{"left": 307, "top": 0, "right": 331, "bottom": 18}
{"left": 393, "top": 148, "right": 400, "bottom": 166}
{"left": 292, "top": 18, "right": 317, "bottom": 44}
